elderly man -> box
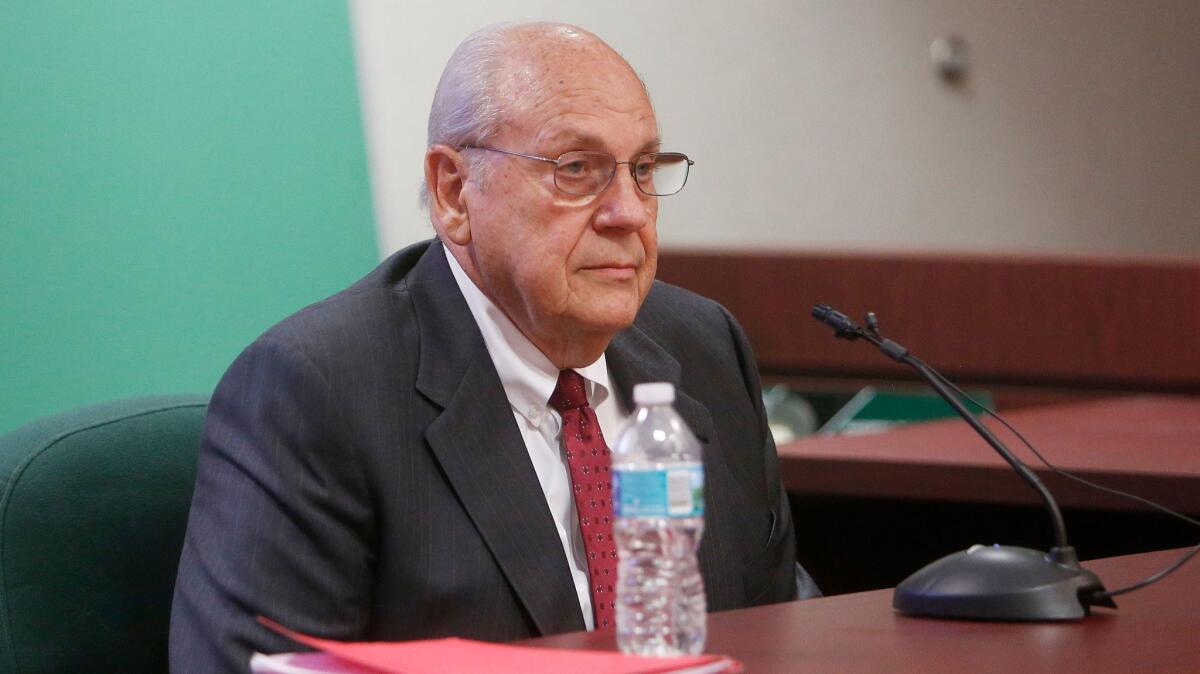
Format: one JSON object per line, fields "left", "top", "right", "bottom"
{"left": 170, "top": 21, "right": 812, "bottom": 670}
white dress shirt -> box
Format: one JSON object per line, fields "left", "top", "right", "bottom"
{"left": 443, "top": 245, "right": 630, "bottom": 630}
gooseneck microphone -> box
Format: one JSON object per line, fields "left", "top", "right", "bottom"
{"left": 811, "top": 304, "right": 1115, "bottom": 620}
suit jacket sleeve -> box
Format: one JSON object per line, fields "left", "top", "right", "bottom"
{"left": 170, "top": 332, "right": 377, "bottom": 672}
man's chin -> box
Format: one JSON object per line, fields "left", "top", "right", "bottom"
{"left": 573, "top": 303, "right": 641, "bottom": 335}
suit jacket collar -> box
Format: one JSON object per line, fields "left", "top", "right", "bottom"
{"left": 606, "top": 323, "right": 717, "bottom": 449}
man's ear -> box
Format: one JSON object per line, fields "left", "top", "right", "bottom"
{"left": 425, "top": 144, "right": 471, "bottom": 245}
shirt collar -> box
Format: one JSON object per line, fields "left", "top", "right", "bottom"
{"left": 443, "top": 245, "right": 612, "bottom": 422}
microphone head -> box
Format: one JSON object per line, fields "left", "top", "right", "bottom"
{"left": 811, "top": 304, "right": 857, "bottom": 333}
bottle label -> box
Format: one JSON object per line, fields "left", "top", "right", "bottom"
{"left": 613, "top": 464, "right": 704, "bottom": 518}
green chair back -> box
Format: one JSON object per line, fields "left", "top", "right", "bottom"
{"left": 0, "top": 395, "right": 208, "bottom": 673}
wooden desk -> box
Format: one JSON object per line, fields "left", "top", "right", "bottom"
{"left": 527, "top": 548, "right": 1198, "bottom": 672}
{"left": 776, "top": 395, "right": 1200, "bottom": 514}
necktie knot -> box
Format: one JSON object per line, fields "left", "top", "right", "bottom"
{"left": 549, "top": 370, "right": 589, "bottom": 412}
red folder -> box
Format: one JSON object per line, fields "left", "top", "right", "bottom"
{"left": 257, "top": 617, "right": 741, "bottom": 674}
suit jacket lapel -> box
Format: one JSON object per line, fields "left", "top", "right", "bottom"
{"left": 606, "top": 323, "right": 743, "bottom": 605}
{"left": 408, "top": 244, "right": 585, "bottom": 635}
{"left": 606, "top": 324, "right": 717, "bottom": 449}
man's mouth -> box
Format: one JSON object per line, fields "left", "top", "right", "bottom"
{"left": 581, "top": 263, "right": 638, "bottom": 279}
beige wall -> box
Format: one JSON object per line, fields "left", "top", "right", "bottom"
{"left": 350, "top": 0, "right": 1200, "bottom": 257}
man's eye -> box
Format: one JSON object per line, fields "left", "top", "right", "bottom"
{"left": 634, "top": 160, "right": 655, "bottom": 178}
{"left": 560, "top": 160, "right": 588, "bottom": 175}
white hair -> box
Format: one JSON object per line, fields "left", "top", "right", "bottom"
{"left": 418, "top": 23, "right": 519, "bottom": 211}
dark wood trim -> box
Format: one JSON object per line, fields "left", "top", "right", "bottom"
{"left": 657, "top": 249, "right": 1200, "bottom": 393}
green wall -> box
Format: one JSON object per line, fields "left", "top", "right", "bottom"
{"left": 1, "top": 2, "right": 378, "bottom": 433}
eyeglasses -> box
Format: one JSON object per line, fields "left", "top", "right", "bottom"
{"left": 459, "top": 146, "right": 694, "bottom": 197}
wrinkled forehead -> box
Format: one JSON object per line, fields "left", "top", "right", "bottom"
{"left": 492, "top": 26, "right": 654, "bottom": 128}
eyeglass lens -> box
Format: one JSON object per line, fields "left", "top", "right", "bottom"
{"left": 554, "top": 151, "right": 690, "bottom": 196}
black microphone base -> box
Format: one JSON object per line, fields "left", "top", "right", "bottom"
{"left": 893, "top": 544, "right": 1116, "bottom": 621}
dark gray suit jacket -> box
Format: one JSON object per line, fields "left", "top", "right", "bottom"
{"left": 169, "top": 240, "right": 801, "bottom": 672}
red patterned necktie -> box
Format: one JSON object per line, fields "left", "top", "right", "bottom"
{"left": 548, "top": 369, "right": 618, "bottom": 630}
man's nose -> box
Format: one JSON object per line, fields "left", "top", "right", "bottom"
{"left": 591, "top": 167, "right": 651, "bottom": 231}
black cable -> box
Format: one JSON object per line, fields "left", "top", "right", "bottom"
{"left": 1092, "top": 542, "right": 1200, "bottom": 599}
{"left": 925, "top": 370, "right": 1200, "bottom": 529}
{"left": 922, "top": 368, "right": 1200, "bottom": 598}
{"left": 899, "top": 354, "right": 1070, "bottom": 548}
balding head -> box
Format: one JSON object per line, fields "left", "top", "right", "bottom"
{"left": 421, "top": 22, "right": 651, "bottom": 210}
{"left": 486, "top": 23, "right": 647, "bottom": 117}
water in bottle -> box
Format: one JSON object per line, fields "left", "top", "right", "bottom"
{"left": 612, "top": 382, "right": 706, "bottom": 656}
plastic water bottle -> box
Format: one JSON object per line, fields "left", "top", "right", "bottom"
{"left": 612, "top": 382, "right": 706, "bottom": 656}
